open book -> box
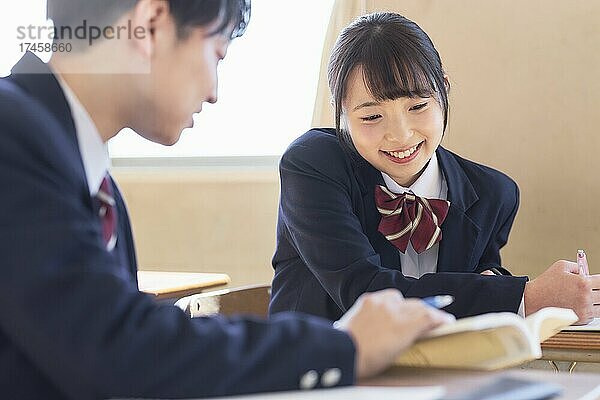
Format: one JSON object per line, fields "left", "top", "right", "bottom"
{"left": 396, "top": 307, "right": 577, "bottom": 370}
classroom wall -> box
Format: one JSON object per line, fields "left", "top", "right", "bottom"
{"left": 113, "top": 168, "right": 279, "bottom": 286}
{"left": 115, "top": 0, "right": 600, "bottom": 286}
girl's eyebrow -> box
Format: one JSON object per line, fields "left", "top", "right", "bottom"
{"left": 352, "top": 101, "right": 381, "bottom": 112}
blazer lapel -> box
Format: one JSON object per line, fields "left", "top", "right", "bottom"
{"left": 112, "top": 180, "right": 139, "bottom": 280}
{"left": 355, "top": 159, "right": 402, "bottom": 268}
{"left": 9, "top": 52, "right": 90, "bottom": 204}
{"left": 436, "top": 147, "right": 482, "bottom": 272}
{"left": 9, "top": 52, "right": 78, "bottom": 141}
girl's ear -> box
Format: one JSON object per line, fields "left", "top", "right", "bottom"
{"left": 443, "top": 74, "right": 450, "bottom": 94}
{"left": 339, "top": 111, "right": 352, "bottom": 134}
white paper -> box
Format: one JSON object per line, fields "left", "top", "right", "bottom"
{"left": 562, "top": 318, "right": 600, "bottom": 331}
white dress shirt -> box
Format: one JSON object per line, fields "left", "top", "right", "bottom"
{"left": 55, "top": 74, "right": 110, "bottom": 196}
{"left": 381, "top": 154, "right": 447, "bottom": 278}
{"left": 381, "top": 154, "right": 525, "bottom": 316}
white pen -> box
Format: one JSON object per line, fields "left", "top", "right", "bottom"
{"left": 423, "top": 295, "right": 454, "bottom": 309}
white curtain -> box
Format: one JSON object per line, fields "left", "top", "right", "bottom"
{"left": 311, "top": 0, "right": 372, "bottom": 127}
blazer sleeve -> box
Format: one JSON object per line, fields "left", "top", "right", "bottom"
{"left": 474, "top": 178, "right": 520, "bottom": 275}
{"left": 0, "top": 107, "right": 355, "bottom": 398}
{"left": 278, "top": 140, "right": 526, "bottom": 318}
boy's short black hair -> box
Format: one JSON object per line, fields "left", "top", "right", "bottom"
{"left": 47, "top": 0, "right": 250, "bottom": 46}
{"left": 168, "top": 0, "right": 251, "bottom": 39}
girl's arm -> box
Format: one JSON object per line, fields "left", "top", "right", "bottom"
{"left": 475, "top": 179, "right": 520, "bottom": 275}
{"left": 277, "top": 134, "right": 526, "bottom": 318}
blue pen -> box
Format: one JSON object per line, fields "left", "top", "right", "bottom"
{"left": 423, "top": 295, "right": 454, "bottom": 309}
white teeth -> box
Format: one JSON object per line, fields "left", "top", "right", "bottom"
{"left": 385, "top": 143, "right": 420, "bottom": 159}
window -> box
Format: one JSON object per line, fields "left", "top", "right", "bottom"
{"left": 1, "top": 0, "right": 335, "bottom": 158}
{"left": 0, "top": 0, "right": 52, "bottom": 75}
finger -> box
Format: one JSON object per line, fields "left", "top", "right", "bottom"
{"left": 592, "top": 288, "right": 600, "bottom": 305}
{"left": 574, "top": 316, "right": 594, "bottom": 325}
{"left": 562, "top": 261, "right": 580, "bottom": 274}
{"left": 480, "top": 270, "right": 495, "bottom": 276}
{"left": 587, "top": 274, "right": 600, "bottom": 289}
{"left": 372, "top": 288, "right": 404, "bottom": 303}
{"left": 411, "top": 304, "right": 454, "bottom": 333}
{"left": 428, "top": 309, "right": 455, "bottom": 327}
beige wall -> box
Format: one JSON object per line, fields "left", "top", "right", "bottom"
{"left": 314, "top": 0, "right": 600, "bottom": 277}
{"left": 113, "top": 168, "right": 279, "bottom": 287}
{"left": 116, "top": 0, "right": 599, "bottom": 286}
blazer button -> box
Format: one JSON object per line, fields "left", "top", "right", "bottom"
{"left": 321, "top": 368, "right": 341, "bottom": 387}
{"left": 299, "top": 370, "right": 318, "bottom": 390}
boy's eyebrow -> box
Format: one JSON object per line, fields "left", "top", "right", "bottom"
{"left": 352, "top": 101, "right": 381, "bottom": 112}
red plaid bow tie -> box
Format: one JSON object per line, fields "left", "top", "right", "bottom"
{"left": 374, "top": 185, "right": 450, "bottom": 254}
{"left": 96, "top": 175, "right": 117, "bottom": 251}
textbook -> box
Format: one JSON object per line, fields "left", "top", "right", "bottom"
{"left": 396, "top": 307, "right": 578, "bottom": 370}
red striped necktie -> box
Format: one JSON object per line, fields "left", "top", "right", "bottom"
{"left": 96, "top": 175, "right": 117, "bottom": 251}
{"left": 374, "top": 185, "right": 450, "bottom": 254}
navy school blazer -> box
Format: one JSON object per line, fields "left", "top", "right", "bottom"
{"left": 0, "top": 53, "right": 355, "bottom": 400}
{"left": 270, "top": 128, "right": 528, "bottom": 321}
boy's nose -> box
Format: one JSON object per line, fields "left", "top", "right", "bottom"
{"left": 206, "top": 87, "right": 218, "bottom": 104}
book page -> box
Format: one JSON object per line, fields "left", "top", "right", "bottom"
{"left": 524, "top": 308, "right": 578, "bottom": 340}
{"left": 396, "top": 325, "right": 534, "bottom": 370}
{"left": 424, "top": 312, "right": 522, "bottom": 338}
{"left": 396, "top": 308, "right": 578, "bottom": 370}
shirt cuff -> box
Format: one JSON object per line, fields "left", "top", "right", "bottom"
{"left": 518, "top": 295, "right": 526, "bottom": 317}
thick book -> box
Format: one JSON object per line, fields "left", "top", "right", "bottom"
{"left": 396, "top": 307, "right": 577, "bottom": 370}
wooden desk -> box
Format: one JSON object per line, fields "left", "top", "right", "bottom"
{"left": 541, "top": 331, "right": 600, "bottom": 372}
{"left": 138, "top": 271, "right": 230, "bottom": 300}
{"left": 361, "top": 366, "right": 600, "bottom": 400}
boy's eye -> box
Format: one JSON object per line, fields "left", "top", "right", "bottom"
{"left": 360, "top": 114, "right": 382, "bottom": 122}
{"left": 410, "top": 102, "right": 428, "bottom": 111}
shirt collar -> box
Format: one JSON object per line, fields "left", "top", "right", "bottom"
{"left": 381, "top": 153, "right": 444, "bottom": 198}
{"left": 55, "top": 74, "right": 110, "bottom": 196}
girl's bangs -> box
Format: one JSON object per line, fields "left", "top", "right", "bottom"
{"left": 359, "top": 44, "right": 439, "bottom": 102}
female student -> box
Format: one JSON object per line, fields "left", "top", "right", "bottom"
{"left": 269, "top": 12, "right": 600, "bottom": 323}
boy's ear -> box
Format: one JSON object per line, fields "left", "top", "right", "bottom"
{"left": 127, "top": 0, "right": 171, "bottom": 59}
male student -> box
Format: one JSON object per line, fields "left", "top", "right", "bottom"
{"left": 0, "top": 0, "right": 454, "bottom": 399}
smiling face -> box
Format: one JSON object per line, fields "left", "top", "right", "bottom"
{"left": 343, "top": 67, "right": 445, "bottom": 187}
{"left": 328, "top": 13, "right": 450, "bottom": 186}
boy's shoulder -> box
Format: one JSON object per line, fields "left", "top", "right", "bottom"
{"left": 0, "top": 76, "right": 60, "bottom": 136}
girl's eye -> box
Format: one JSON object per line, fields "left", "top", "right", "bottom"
{"left": 410, "top": 102, "right": 428, "bottom": 111}
{"left": 360, "top": 114, "right": 382, "bottom": 122}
